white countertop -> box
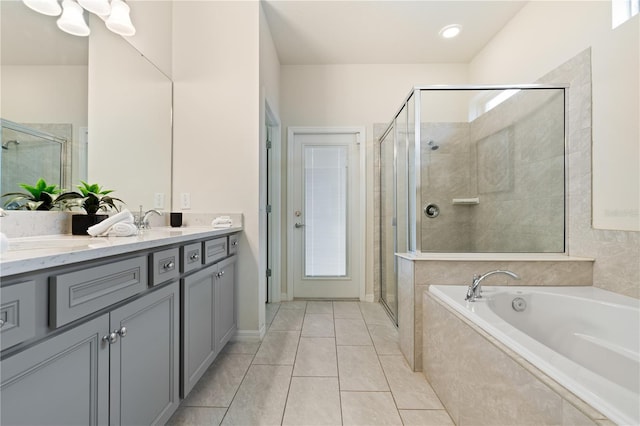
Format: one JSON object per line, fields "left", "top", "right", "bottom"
{"left": 0, "top": 225, "right": 242, "bottom": 277}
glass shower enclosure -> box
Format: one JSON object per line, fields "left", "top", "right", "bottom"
{"left": 379, "top": 85, "right": 567, "bottom": 323}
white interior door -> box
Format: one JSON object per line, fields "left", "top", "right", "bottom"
{"left": 288, "top": 128, "right": 363, "bottom": 299}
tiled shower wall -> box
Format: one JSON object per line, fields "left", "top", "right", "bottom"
{"left": 375, "top": 48, "right": 639, "bottom": 299}
{"left": 0, "top": 123, "right": 72, "bottom": 195}
{"left": 419, "top": 90, "right": 565, "bottom": 253}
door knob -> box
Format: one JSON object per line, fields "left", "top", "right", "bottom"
{"left": 295, "top": 223, "right": 305, "bottom": 228}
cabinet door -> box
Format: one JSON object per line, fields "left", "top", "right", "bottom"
{"left": 109, "top": 282, "right": 179, "bottom": 426}
{"left": 0, "top": 314, "right": 109, "bottom": 426}
{"left": 181, "top": 263, "right": 217, "bottom": 398}
{"left": 215, "top": 255, "right": 236, "bottom": 352}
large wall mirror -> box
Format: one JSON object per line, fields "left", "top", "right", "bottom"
{"left": 0, "top": 2, "right": 172, "bottom": 212}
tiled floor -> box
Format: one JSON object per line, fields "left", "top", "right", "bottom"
{"left": 168, "top": 301, "right": 454, "bottom": 426}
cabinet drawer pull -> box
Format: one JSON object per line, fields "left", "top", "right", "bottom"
{"left": 232, "top": 241, "right": 238, "bottom": 247}
{"left": 163, "top": 261, "right": 175, "bottom": 270}
{"left": 189, "top": 253, "right": 200, "bottom": 261}
{"left": 116, "top": 326, "right": 127, "bottom": 338}
{"left": 102, "top": 332, "right": 118, "bottom": 344}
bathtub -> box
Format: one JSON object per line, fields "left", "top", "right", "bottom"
{"left": 429, "top": 285, "right": 640, "bottom": 426}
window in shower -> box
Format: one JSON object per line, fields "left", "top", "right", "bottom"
{"left": 612, "top": 0, "right": 639, "bottom": 28}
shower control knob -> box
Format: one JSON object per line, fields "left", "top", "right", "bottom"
{"left": 424, "top": 203, "right": 440, "bottom": 218}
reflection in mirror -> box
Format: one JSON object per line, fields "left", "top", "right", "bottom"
{"left": 0, "top": 1, "right": 88, "bottom": 195}
{"left": 88, "top": 16, "right": 172, "bottom": 212}
{"left": 0, "top": 2, "right": 172, "bottom": 213}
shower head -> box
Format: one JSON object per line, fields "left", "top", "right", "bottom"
{"left": 2, "top": 140, "right": 20, "bottom": 149}
{"left": 427, "top": 140, "right": 439, "bottom": 151}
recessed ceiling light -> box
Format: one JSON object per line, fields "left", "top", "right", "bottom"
{"left": 439, "top": 24, "right": 462, "bottom": 39}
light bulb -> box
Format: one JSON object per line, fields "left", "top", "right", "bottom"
{"left": 105, "top": 0, "right": 135, "bottom": 36}
{"left": 57, "top": 0, "right": 90, "bottom": 37}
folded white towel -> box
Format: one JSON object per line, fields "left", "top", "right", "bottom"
{"left": 212, "top": 216, "right": 233, "bottom": 227}
{"left": 87, "top": 209, "right": 134, "bottom": 237}
{"left": 212, "top": 223, "right": 232, "bottom": 229}
{"left": 107, "top": 222, "right": 138, "bottom": 237}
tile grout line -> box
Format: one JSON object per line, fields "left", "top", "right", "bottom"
{"left": 279, "top": 302, "right": 306, "bottom": 425}
{"left": 219, "top": 302, "right": 281, "bottom": 425}
{"left": 333, "top": 301, "right": 344, "bottom": 426}
{"left": 359, "top": 301, "right": 406, "bottom": 426}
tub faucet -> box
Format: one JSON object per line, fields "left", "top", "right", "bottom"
{"left": 465, "top": 270, "right": 519, "bottom": 302}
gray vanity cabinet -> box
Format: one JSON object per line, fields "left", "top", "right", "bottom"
{"left": 181, "top": 254, "right": 236, "bottom": 398}
{"left": 0, "top": 314, "right": 110, "bottom": 426}
{"left": 109, "top": 281, "right": 180, "bottom": 426}
{"left": 181, "top": 263, "right": 218, "bottom": 397}
{"left": 0, "top": 281, "right": 179, "bottom": 426}
{"left": 215, "top": 255, "right": 237, "bottom": 351}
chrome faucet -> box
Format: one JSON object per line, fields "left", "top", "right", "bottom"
{"left": 136, "top": 208, "right": 162, "bottom": 230}
{"left": 465, "top": 270, "right": 519, "bottom": 302}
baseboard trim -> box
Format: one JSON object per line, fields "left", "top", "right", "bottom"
{"left": 232, "top": 328, "right": 264, "bottom": 343}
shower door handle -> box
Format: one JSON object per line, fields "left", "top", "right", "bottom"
{"left": 295, "top": 223, "right": 305, "bottom": 228}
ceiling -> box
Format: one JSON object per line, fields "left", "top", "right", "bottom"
{"left": 262, "top": 0, "right": 528, "bottom": 65}
{"left": 2, "top": 1, "right": 527, "bottom": 66}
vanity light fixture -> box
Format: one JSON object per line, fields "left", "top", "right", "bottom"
{"left": 439, "top": 24, "right": 462, "bottom": 39}
{"left": 22, "top": 0, "right": 136, "bottom": 37}
{"left": 57, "top": 0, "right": 90, "bottom": 37}
{"left": 23, "top": 0, "right": 62, "bottom": 16}
{"left": 105, "top": 0, "right": 136, "bottom": 36}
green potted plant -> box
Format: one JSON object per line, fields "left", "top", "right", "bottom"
{"left": 1, "top": 178, "right": 62, "bottom": 211}
{"left": 57, "top": 181, "right": 124, "bottom": 235}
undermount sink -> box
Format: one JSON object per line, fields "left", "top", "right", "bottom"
{"left": 7, "top": 236, "right": 106, "bottom": 252}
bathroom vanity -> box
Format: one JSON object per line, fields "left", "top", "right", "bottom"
{"left": 0, "top": 226, "right": 241, "bottom": 425}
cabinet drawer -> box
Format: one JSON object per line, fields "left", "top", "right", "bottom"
{"left": 50, "top": 256, "right": 147, "bottom": 328}
{"left": 151, "top": 247, "right": 180, "bottom": 286}
{"left": 203, "top": 237, "right": 227, "bottom": 265}
{"left": 181, "top": 242, "right": 202, "bottom": 274}
{"left": 0, "top": 280, "right": 36, "bottom": 350}
{"left": 228, "top": 234, "right": 239, "bottom": 255}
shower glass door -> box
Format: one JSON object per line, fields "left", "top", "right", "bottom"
{"left": 379, "top": 97, "right": 411, "bottom": 325}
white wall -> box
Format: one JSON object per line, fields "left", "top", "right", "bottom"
{"left": 280, "top": 64, "right": 468, "bottom": 299}
{"left": 127, "top": 1, "right": 173, "bottom": 78}
{"left": 172, "top": 1, "right": 262, "bottom": 337}
{"left": 469, "top": 1, "right": 639, "bottom": 231}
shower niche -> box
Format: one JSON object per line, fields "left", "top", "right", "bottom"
{"left": 378, "top": 86, "right": 566, "bottom": 321}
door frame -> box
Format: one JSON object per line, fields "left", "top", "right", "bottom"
{"left": 265, "top": 100, "right": 282, "bottom": 304}
{"left": 286, "top": 126, "right": 366, "bottom": 301}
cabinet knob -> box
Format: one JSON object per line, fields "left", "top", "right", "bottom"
{"left": 0, "top": 319, "right": 5, "bottom": 328}
{"left": 232, "top": 241, "right": 238, "bottom": 246}
{"left": 116, "top": 326, "right": 127, "bottom": 338}
{"left": 190, "top": 253, "right": 200, "bottom": 261}
{"left": 163, "top": 261, "right": 175, "bottom": 270}
{"left": 102, "top": 332, "right": 118, "bottom": 344}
